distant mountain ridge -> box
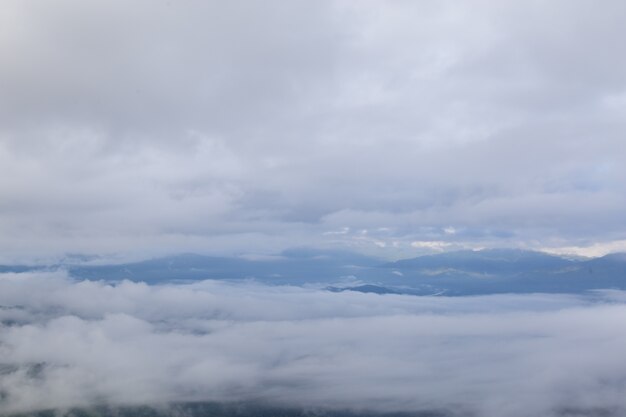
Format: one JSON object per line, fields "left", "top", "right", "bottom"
{"left": 382, "top": 248, "right": 574, "bottom": 275}
{"left": 374, "top": 249, "right": 626, "bottom": 295}
{"left": 2, "top": 248, "right": 626, "bottom": 295}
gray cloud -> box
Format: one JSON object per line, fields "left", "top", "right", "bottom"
{"left": 1, "top": 0, "right": 626, "bottom": 261}
{"left": 2, "top": 271, "right": 626, "bottom": 416}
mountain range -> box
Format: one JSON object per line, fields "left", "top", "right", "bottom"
{"left": 4, "top": 248, "right": 626, "bottom": 296}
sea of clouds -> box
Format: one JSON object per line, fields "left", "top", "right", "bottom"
{"left": 2, "top": 271, "right": 626, "bottom": 417}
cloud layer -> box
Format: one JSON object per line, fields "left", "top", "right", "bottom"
{"left": 2, "top": 272, "right": 626, "bottom": 416}
{"left": 1, "top": 1, "right": 626, "bottom": 261}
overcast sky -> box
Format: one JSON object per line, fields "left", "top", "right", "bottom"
{"left": 1, "top": 0, "right": 626, "bottom": 262}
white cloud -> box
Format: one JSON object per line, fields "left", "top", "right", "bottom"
{"left": 410, "top": 241, "right": 452, "bottom": 250}
{"left": 542, "top": 239, "right": 626, "bottom": 258}
{"left": 1, "top": 1, "right": 626, "bottom": 260}
{"left": 2, "top": 271, "right": 626, "bottom": 416}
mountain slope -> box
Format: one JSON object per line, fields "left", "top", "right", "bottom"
{"left": 3, "top": 249, "right": 626, "bottom": 295}
{"left": 383, "top": 249, "right": 574, "bottom": 275}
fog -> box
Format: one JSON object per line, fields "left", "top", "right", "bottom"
{"left": 1, "top": 272, "right": 626, "bottom": 416}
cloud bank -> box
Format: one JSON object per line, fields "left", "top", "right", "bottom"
{"left": 1, "top": 1, "right": 626, "bottom": 261}
{"left": 2, "top": 272, "right": 626, "bottom": 416}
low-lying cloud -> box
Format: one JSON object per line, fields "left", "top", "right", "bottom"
{"left": 2, "top": 272, "right": 626, "bottom": 416}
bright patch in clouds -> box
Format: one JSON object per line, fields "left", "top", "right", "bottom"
{"left": 543, "top": 240, "right": 626, "bottom": 258}
{"left": 410, "top": 241, "right": 452, "bottom": 250}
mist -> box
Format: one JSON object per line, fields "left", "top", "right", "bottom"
{"left": 1, "top": 271, "right": 625, "bottom": 417}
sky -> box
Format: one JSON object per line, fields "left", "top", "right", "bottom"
{"left": 3, "top": 271, "right": 626, "bottom": 417}
{"left": 1, "top": 0, "right": 626, "bottom": 262}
